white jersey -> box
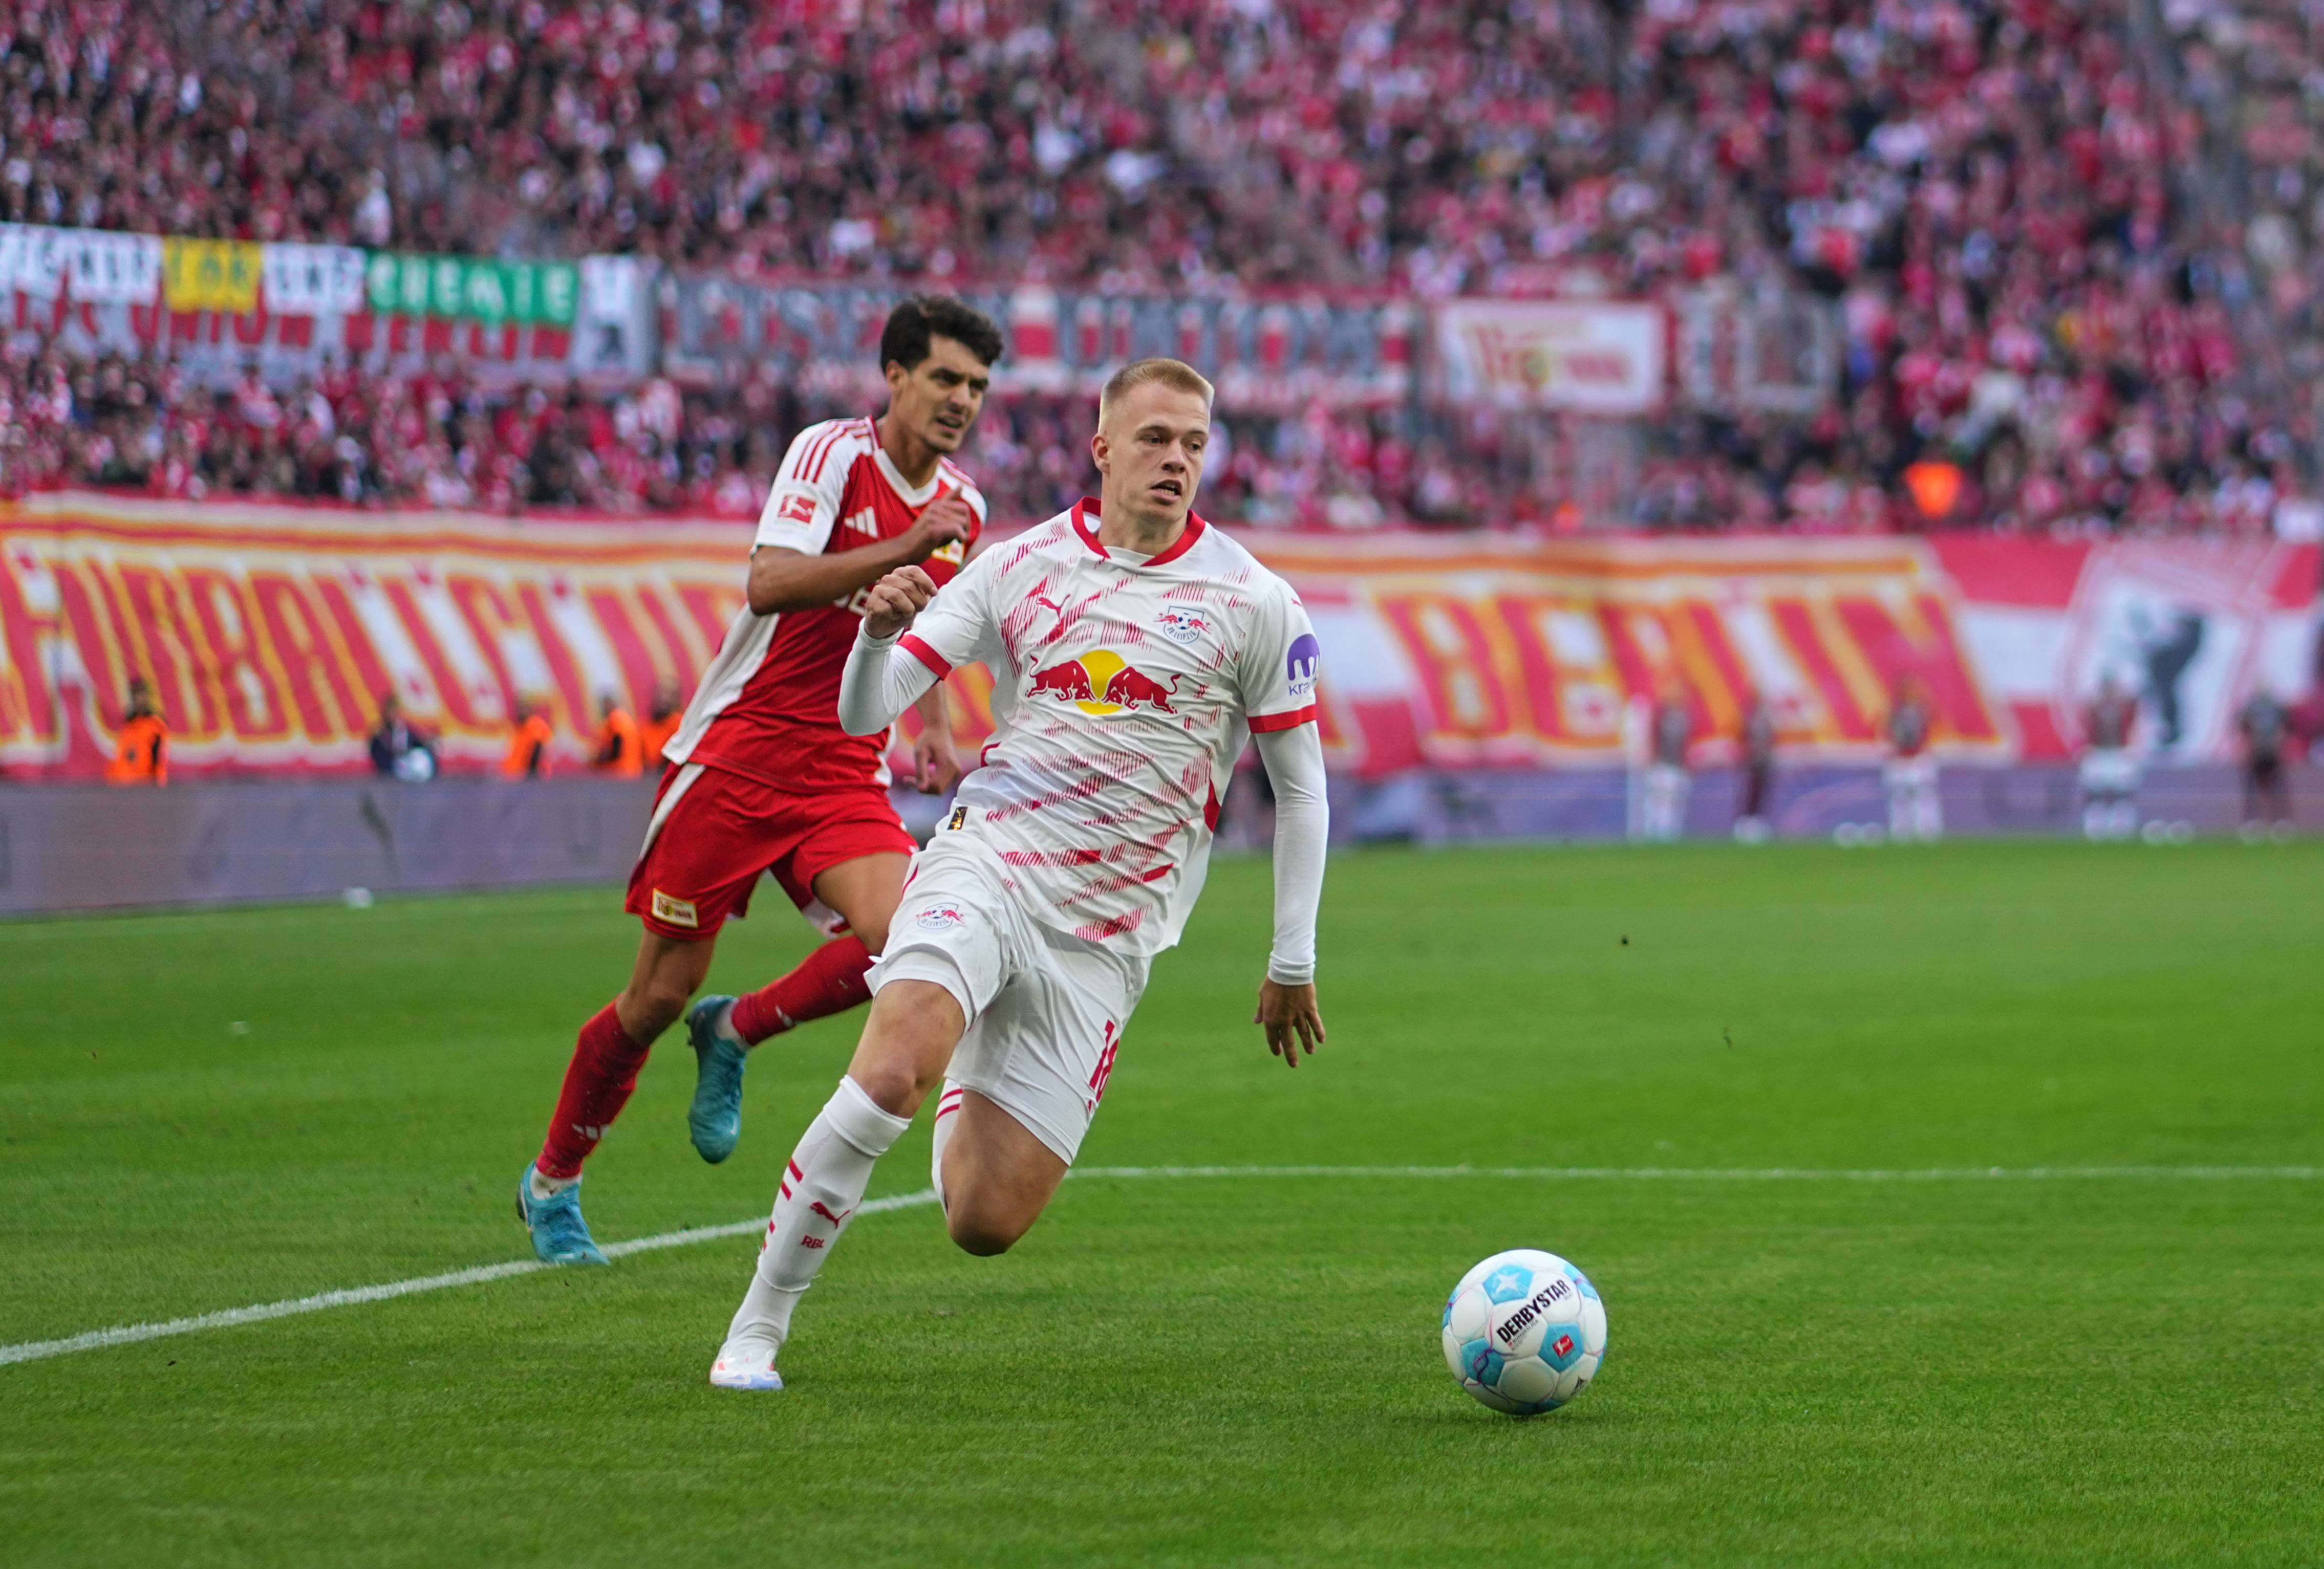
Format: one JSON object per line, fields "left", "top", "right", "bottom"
{"left": 896, "top": 499, "right": 1320, "bottom": 958}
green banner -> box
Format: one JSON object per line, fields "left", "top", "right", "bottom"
{"left": 363, "top": 253, "right": 578, "bottom": 326}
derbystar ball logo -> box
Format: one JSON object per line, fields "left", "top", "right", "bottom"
{"left": 1493, "top": 1275, "right": 1575, "bottom": 1346}
{"left": 1026, "top": 650, "right": 1184, "bottom": 716}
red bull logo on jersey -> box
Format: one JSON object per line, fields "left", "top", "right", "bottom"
{"left": 1025, "top": 650, "right": 1186, "bottom": 716}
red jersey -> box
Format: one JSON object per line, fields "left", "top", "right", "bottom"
{"left": 663, "top": 416, "right": 985, "bottom": 794}
{"left": 2083, "top": 691, "right": 2137, "bottom": 751}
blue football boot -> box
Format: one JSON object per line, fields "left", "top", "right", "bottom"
{"left": 516, "top": 1166, "right": 609, "bottom": 1265}
{"left": 686, "top": 994, "right": 749, "bottom": 1164}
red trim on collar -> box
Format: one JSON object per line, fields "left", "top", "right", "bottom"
{"left": 1068, "top": 497, "right": 1208, "bottom": 566}
{"left": 1069, "top": 497, "right": 1109, "bottom": 559}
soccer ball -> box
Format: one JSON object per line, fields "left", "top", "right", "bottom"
{"left": 1441, "top": 1249, "right": 1608, "bottom": 1415}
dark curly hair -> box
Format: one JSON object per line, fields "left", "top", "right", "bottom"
{"left": 879, "top": 295, "right": 1005, "bottom": 374}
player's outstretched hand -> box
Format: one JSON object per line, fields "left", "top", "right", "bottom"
{"left": 863, "top": 566, "right": 938, "bottom": 640}
{"left": 913, "top": 727, "right": 962, "bottom": 794}
{"left": 901, "top": 494, "right": 976, "bottom": 561}
{"left": 1255, "top": 980, "right": 1325, "bottom": 1069}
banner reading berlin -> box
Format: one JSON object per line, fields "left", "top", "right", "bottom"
{"left": 0, "top": 493, "right": 2312, "bottom": 779}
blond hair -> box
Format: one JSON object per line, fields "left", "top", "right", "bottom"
{"left": 1098, "top": 357, "right": 1215, "bottom": 424}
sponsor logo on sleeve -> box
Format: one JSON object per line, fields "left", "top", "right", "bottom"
{"left": 651, "top": 890, "right": 699, "bottom": 928}
{"left": 1285, "top": 632, "right": 1321, "bottom": 699}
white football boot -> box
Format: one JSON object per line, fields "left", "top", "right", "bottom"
{"left": 708, "top": 1332, "right": 784, "bottom": 1391}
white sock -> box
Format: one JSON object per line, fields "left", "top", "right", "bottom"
{"left": 723, "top": 1075, "right": 910, "bottom": 1355}
{"left": 930, "top": 1083, "right": 965, "bottom": 1213}
{"left": 689, "top": 998, "right": 742, "bottom": 1051}
{"left": 528, "top": 1166, "right": 578, "bottom": 1201}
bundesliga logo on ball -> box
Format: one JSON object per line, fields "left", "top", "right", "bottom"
{"left": 1441, "top": 1248, "right": 1608, "bottom": 1415}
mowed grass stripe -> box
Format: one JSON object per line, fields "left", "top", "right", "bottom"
{"left": 8, "top": 1163, "right": 2316, "bottom": 1369}
{"left": 4, "top": 843, "right": 2320, "bottom": 1567}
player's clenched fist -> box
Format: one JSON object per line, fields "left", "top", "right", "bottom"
{"left": 863, "top": 565, "right": 939, "bottom": 640}
{"left": 901, "top": 494, "right": 976, "bottom": 560}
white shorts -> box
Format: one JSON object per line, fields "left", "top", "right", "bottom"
{"left": 868, "top": 833, "right": 1148, "bottom": 1166}
{"left": 2080, "top": 750, "right": 2141, "bottom": 794}
{"left": 1884, "top": 757, "right": 1937, "bottom": 791}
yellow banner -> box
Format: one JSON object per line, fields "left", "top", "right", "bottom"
{"left": 1, "top": 493, "right": 2310, "bottom": 778}
{"left": 162, "top": 237, "right": 264, "bottom": 313}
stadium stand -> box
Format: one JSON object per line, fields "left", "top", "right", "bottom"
{"left": 1, "top": 0, "right": 2320, "bottom": 533}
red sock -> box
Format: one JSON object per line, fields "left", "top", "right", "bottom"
{"left": 536, "top": 1003, "right": 651, "bottom": 1180}
{"left": 729, "top": 935, "right": 874, "bottom": 1044}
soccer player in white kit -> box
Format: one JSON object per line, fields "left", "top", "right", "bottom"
{"left": 709, "top": 358, "right": 1331, "bottom": 1390}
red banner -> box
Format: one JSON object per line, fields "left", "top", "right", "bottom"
{"left": 1, "top": 494, "right": 2313, "bottom": 779}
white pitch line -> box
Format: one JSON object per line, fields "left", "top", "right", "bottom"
{"left": 4, "top": 1164, "right": 2315, "bottom": 1369}
{"left": 0, "top": 1188, "right": 941, "bottom": 1369}
{"left": 1073, "top": 1164, "right": 2324, "bottom": 1182}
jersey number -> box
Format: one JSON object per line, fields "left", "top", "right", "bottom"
{"left": 1085, "top": 1021, "right": 1120, "bottom": 1114}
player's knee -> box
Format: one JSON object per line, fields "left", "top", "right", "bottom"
{"left": 624, "top": 977, "right": 692, "bottom": 1038}
{"left": 847, "top": 1031, "right": 947, "bottom": 1115}
{"left": 944, "top": 1204, "right": 1025, "bottom": 1257}
{"left": 849, "top": 1057, "right": 924, "bottom": 1117}
{"left": 851, "top": 908, "right": 892, "bottom": 955}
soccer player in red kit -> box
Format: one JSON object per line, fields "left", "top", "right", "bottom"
{"left": 519, "top": 297, "right": 1005, "bottom": 1265}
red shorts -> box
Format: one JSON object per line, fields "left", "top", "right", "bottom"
{"left": 624, "top": 763, "right": 917, "bottom": 941}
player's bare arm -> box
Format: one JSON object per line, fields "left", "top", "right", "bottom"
{"left": 910, "top": 681, "right": 961, "bottom": 794}
{"left": 745, "top": 498, "right": 972, "bottom": 615}
{"left": 744, "top": 324, "right": 991, "bottom": 616}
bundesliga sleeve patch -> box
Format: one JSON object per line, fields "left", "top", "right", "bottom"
{"left": 651, "top": 890, "right": 699, "bottom": 928}
{"left": 775, "top": 491, "right": 816, "bottom": 524}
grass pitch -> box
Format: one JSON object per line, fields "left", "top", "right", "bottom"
{"left": 3, "top": 841, "right": 2320, "bottom": 1566}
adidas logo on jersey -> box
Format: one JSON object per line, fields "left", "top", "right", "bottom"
{"left": 840, "top": 507, "right": 881, "bottom": 541}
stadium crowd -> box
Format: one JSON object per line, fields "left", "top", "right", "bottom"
{"left": 0, "top": 341, "right": 1424, "bottom": 526}
{"left": 4, "top": 0, "right": 2323, "bottom": 534}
